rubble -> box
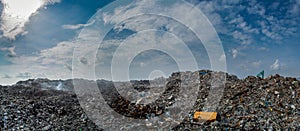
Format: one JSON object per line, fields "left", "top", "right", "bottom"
{"left": 174, "top": 73, "right": 300, "bottom": 130}
{"left": 0, "top": 70, "right": 299, "bottom": 130}
{"left": 0, "top": 85, "right": 100, "bottom": 130}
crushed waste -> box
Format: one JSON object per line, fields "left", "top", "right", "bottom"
{"left": 0, "top": 70, "right": 299, "bottom": 130}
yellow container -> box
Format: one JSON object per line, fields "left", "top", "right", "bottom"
{"left": 193, "top": 112, "right": 218, "bottom": 122}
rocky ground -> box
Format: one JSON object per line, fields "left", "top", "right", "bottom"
{"left": 0, "top": 70, "right": 299, "bottom": 130}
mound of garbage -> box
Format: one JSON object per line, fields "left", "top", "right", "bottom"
{"left": 14, "top": 78, "right": 74, "bottom": 91}
{"left": 0, "top": 70, "right": 299, "bottom": 130}
{"left": 175, "top": 72, "right": 300, "bottom": 130}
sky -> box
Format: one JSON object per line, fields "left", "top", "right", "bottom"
{"left": 0, "top": 0, "right": 299, "bottom": 85}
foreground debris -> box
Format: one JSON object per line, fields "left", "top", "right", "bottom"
{"left": 0, "top": 70, "right": 299, "bottom": 130}
{"left": 174, "top": 73, "right": 300, "bottom": 130}
{"left": 0, "top": 84, "right": 100, "bottom": 130}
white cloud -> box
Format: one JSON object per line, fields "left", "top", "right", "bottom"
{"left": 232, "top": 30, "right": 252, "bottom": 45}
{"left": 257, "top": 47, "right": 269, "bottom": 51}
{"left": 252, "top": 61, "right": 261, "bottom": 68}
{"left": 62, "top": 20, "right": 95, "bottom": 30}
{"left": 0, "top": 0, "right": 61, "bottom": 40}
{"left": 0, "top": 62, "right": 73, "bottom": 85}
{"left": 139, "top": 62, "right": 146, "bottom": 67}
{"left": 219, "top": 0, "right": 299, "bottom": 46}
{"left": 196, "top": 1, "right": 225, "bottom": 33}
{"left": 102, "top": 0, "right": 297, "bottom": 49}
{"left": 247, "top": 1, "right": 266, "bottom": 16}
{"left": 270, "top": 59, "right": 282, "bottom": 70}
{"left": 261, "top": 28, "right": 282, "bottom": 41}
{"left": 231, "top": 49, "right": 238, "bottom": 59}
{"left": 0, "top": 39, "right": 78, "bottom": 84}
{"left": 0, "top": 46, "right": 16, "bottom": 57}
{"left": 0, "top": 0, "right": 227, "bottom": 84}
{"left": 102, "top": 0, "right": 156, "bottom": 25}
{"left": 38, "top": 41, "right": 75, "bottom": 65}
{"left": 289, "top": 0, "right": 300, "bottom": 16}
{"left": 101, "top": 0, "right": 224, "bottom": 44}
{"left": 219, "top": 54, "right": 226, "bottom": 62}
{"left": 91, "top": 0, "right": 227, "bottom": 80}
{"left": 95, "top": 30, "right": 200, "bottom": 81}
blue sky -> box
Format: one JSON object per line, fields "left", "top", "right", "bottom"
{"left": 0, "top": 0, "right": 299, "bottom": 85}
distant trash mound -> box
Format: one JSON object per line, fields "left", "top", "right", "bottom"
{"left": 14, "top": 78, "right": 74, "bottom": 91}
{"left": 0, "top": 70, "right": 299, "bottom": 130}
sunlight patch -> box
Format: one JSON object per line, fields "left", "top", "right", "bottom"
{"left": 0, "top": 0, "right": 61, "bottom": 39}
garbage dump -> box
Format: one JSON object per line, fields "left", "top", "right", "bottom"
{"left": 0, "top": 70, "right": 299, "bottom": 130}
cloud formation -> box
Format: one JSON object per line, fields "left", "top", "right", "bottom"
{"left": 0, "top": 46, "right": 16, "bottom": 57}
{"left": 231, "top": 49, "right": 238, "bottom": 59}
{"left": 62, "top": 20, "right": 95, "bottom": 30}
{"left": 196, "top": 0, "right": 299, "bottom": 46}
{"left": 0, "top": 0, "right": 299, "bottom": 84}
{"left": 0, "top": 0, "right": 61, "bottom": 39}
{"left": 252, "top": 61, "right": 261, "bottom": 68}
{"left": 270, "top": 59, "right": 281, "bottom": 71}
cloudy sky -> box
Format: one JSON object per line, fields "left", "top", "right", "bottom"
{"left": 0, "top": 0, "right": 299, "bottom": 85}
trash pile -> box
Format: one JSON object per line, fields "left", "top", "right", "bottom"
{"left": 14, "top": 78, "right": 74, "bottom": 91}
{"left": 0, "top": 70, "right": 299, "bottom": 130}
{"left": 0, "top": 84, "right": 100, "bottom": 130}
{"left": 174, "top": 73, "right": 300, "bottom": 130}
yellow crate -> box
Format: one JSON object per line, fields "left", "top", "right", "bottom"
{"left": 193, "top": 112, "right": 218, "bottom": 121}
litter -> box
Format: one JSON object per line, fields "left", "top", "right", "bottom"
{"left": 193, "top": 112, "right": 220, "bottom": 122}
{"left": 256, "top": 70, "right": 265, "bottom": 79}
